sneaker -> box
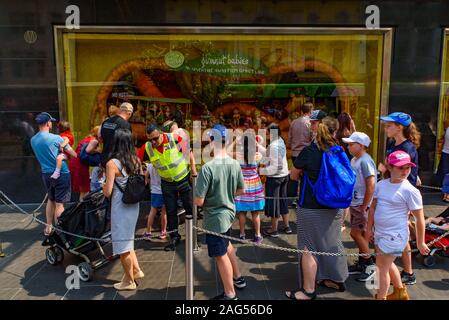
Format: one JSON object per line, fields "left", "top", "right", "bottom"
{"left": 262, "top": 228, "right": 279, "bottom": 238}
{"left": 348, "top": 261, "right": 364, "bottom": 274}
{"left": 233, "top": 276, "right": 247, "bottom": 289}
{"left": 159, "top": 231, "right": 167, "bottom": 240}
{"left": 143, "top": 232, "right": 152, "bottom": 241}
{"left": 283, "top": 227, "right": 293, "bottom": 234}
{"left": 253, "top": 235, "right": 263, "bottom": 245}
{"left": 400, "top": 271, "right": 416, "bottom": 285}
{"left": 356, "top": 264, "right": 376, "bottom": 282}
{"left": 211, "top": 292, "right": 238, "bottom": 300}
{"left": 239, "top": 234, "right": 246, "bottom": 241}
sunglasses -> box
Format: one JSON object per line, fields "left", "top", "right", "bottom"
{"left": 149, "top": 134, "right": 160, "bottom": 142}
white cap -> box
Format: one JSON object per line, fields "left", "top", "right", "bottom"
{"left": 342, "top": 132, "right": 371, "bottom": 147}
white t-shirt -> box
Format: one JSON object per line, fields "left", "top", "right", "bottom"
{"left": 373, "top": 179, "right": 423, "bottom": 239}
{"left": 443, "top": 127, "right": 449, "bottom": 154}
{"left": 147, "top": 163, "right": 162, "bottom": 194}
{"left": 350, "top": 153, "right": 377, "bottom": 207}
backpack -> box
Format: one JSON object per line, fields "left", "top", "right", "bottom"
{"left": 114, "top": 164, "right": 146, "bottom": 204}
{"left": 80, "top": 143, "right": 101, "bottom": 167}
{"left": 300, "top": 145, "right": 355, "bottom": 209}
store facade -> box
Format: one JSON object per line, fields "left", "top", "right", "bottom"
{"left": 0, "top": 0, "right": 448, "bottom": 203}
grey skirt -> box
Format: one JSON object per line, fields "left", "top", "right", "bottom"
{"left": 296, "top": 206, "right": 348, "bottom": 287}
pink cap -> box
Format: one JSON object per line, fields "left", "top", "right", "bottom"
{"left": 387, "top": 151, "right": 416, "bottom": 167}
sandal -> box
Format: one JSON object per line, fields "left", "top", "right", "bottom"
{"left": 285, "top": 288, "right": 316, "bottom": 300}
{"left": 317, "top": 280, "right": 346, "bottom": 292}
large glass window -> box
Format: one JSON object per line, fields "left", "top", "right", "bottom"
{"left": 437, "top": 29, "right": 449, "bottom": 166}
{"left": 55, "top": 27, "right": 391, "bottom": 160}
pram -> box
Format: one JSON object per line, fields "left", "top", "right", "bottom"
{"left": 44, "top": 189, "right": 114, "bottom": 281}
{"left": 412, "top": 206, "right": 449, "bottom": 267}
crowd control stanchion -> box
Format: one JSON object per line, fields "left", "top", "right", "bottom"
{"left": 192, "top": 176, "right": 200, "bottom": 251}
{"left": 0, "top": 242, "right": 5, "bottom": 258}
{"left": 185, "top": 210, "right": 194, "bottom": 300}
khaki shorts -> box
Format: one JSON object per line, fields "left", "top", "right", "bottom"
{"left": 350, "top": 205, "right": 368, "bottom": 231}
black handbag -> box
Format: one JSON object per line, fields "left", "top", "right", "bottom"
{"left": 114, "top": 170, "right": 146, "bottom": 204}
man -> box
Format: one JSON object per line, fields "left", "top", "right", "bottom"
{"left": 145, "top": 123, "right": 197, "bottom": 251}
{"left": 287, "top": 102, "right": 314, "bottom": 205}
{"left": 194, "top": 124, "right": 246, "bottom": 300}
{"left": 30, "top": 112, "right": 77, "bottom": 236}
{"left": 99, "top": 102, "right": 133, "bottom": 167}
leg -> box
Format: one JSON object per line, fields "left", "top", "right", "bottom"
{"left": 389, "top": 262, "right": 403, "bottom": 289}
{"left": 350, "top": 229, "right": 370, "bottom": 257}
{"left": 129, "top": 250, "right": 141, "bottom": 275}
{"left": 160, "top": 206, "right": 167, "bottom": 233}
{"left": 50, "top": 154, "right": 65, "bottom": 179}
{"left": 45, "top": 200, "right": 56, "bottom": 234}
{"left": 146, "top": 207, "right": 158, "bottom": 233}
{"left": 238, "top": 212, "right": 246, "bottom": 237}
{"left": 79, "top": 191, "right": 87, "bottom": 200}
{"left": 375, "top": 248, "right": 396, "bottom": 299}
{"left": 119, "top": 251, "right": 134, "bottom": 283}
{"left": 226, "top": 242, "right": 242, "bottom": 279}
{"left": 54, "top": 202, "right": 65, "bottom": 221}
{"left": 216, "top": 251, "right": 236, "bottom": 298}
{"left": 402, "top": 242, "right": 413, "bottom": 274}
{"left": 161, "top": 182, "right": 180, "bottom": 239}
{"left": 178, "top": 178, "right": 193, "bottom": 220}
{"left": 290, "top": 248, "right": 317, "bottom": 300}
{"left": 251, "top": 212, "right": 261, "bottom": 237}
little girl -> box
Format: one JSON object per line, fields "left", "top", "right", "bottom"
{"left": 366, "top": 151, "right": 430, "bottom": 300}
{"left": 143, "top": 163, "right": 167, "bottom": 240}
{"left": 51, "top": 121, "right": 75, "bottom": 179}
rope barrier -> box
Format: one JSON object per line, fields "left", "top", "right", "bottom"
{"left": 1, "top": 190, "right": 449, "bottom": 256}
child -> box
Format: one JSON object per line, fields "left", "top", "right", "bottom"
{"left": 51, "top": 121, "right": 75, "bottom": 179}
{"left": 234, "top": 134, "right": 265, "bottom": 244}
{"left": 143, "top": 163, "right": 167, "bottom": 240}
{"left": 366, "top": 151, "right": 430, "bottom": 300}
{"left": 342, "top": 132, "right": 377, "bottom": 282}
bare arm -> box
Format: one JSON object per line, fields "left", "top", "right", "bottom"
{"left": 103, "top": 160, "right": 117, "bottom": 198}
{"left": 194, "top": 197, "right": 204, "bottom": 207}
{"left": 86, "top": 139, "right": 99, "bottom": 153}
{"left": 63, "top": 144, "right": 77, "bottom": 158}
{"left": 235, "top": 188, "right": 245, "bottom": 197}
{"left": 411, "top": 208, "right": 431, "bottom": 255}
{"left": 190, "top": 151, "right": 197, "bottom": 176}
{"left": 290, "top": 167, "right": 303, "bottom": 181}
{"left": 361, "top": 176, "right": 376, "bottom": 211}
{"left": 365, "top": 198, "right": 377, "bottom": 243}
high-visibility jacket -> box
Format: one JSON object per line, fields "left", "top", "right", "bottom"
{"left": 145, "top": 133, "right": 189, "bottom": 182}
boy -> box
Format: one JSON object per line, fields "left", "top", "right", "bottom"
{"left": 194, "top": 124, "right": 246, "bottom": 300}
{"left": 342, "top": 132, "right": 377, "bottom": 282}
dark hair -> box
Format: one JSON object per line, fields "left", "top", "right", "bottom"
{"left": 110, "top": 129, "right": 139, "bottom": 175}
{"left": 267, "top": 123, "right": 281, "bottom": 140}
{"left": 146, "top": 122, "right": 161, "bottom": 134}
{"left": 243, "top": 133, "right": 256, "bottom": 164}
{"left": 58, "top": 121, "right": 71, "bottom": 133}
{"left": 335, "top": 112, "right": 354, "bottom": 143}
{"left": 301, "top": 102, "right": 313, "bottom": 114}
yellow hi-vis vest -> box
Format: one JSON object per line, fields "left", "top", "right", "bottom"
{"left": 145, "top": 133, "right": 189, "bottom": 182}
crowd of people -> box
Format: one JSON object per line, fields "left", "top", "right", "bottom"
{"left": 29, "top": 100, "right": 436, "bottom": 300}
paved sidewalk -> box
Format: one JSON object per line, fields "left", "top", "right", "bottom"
{"left": 0, "top": 193, "right": 448, "bottom": 300}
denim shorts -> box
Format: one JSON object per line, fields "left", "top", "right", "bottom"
{"left": 206, "top": 228, "right": 231, "bottom": 258}
{"left": 150, "top": 193, "right": 164, "bottom": 209}
{"left": 42, "top": 173, "right": 71, "bottom": 203}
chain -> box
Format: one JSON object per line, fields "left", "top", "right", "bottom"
{"left": 419, "top": 185, "right": 443, "bottom": 191}
{"left": 193, "top": 226, "right": 449, "bottom": 257}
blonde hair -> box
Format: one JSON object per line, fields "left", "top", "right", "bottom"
{"left": 316, "top": 116, "right": 338, "bottom": 151}
{"left": 403, "top": 122, "right": 421, "bottom": 149}
{"left": 90, "top": 125, "right": 100, "bottom": 139}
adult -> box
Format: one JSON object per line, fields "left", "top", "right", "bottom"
{"left": 103, "top": 129, "right": 143, "bottom": 291}
{"left": 260, "top": 123, "right": 291, "bottom": 237}
{"left": 69, "top": 126, "right": 101, "bottom": 200}
{"left": 287, "top": 112, "right": 348, "bottom": 300}
{"left": 30, "top": 112, "right": 77, "bottom": 236}
{"left": 194, "top": 124, "right": 246, "bottom": 300}
{"left": 379, "top": 112, "right": 421, "bottom": 286}
{"left": 287, "top": 102, "right": 314, "bottom": 204}
{"left": 99, "top": 102, "right": 133, "bottom": 167}
{"left": 145, "top": 123, "right": 197, "bottom": 251}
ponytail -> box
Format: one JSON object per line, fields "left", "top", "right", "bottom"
{"left": 316, "top": 117, "right": 338, "bottom": 151}
{"left": 403, "top": 122, "right": 421, "bottom": 149}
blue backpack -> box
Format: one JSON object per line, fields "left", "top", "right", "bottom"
{"left": 300, "top": 145, "right": 356, "bottom": 209}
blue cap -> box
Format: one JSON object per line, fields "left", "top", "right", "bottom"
{"left": 208, "top": 124, "right": 228, "bottom": 140}
{"left": 35, "top": 112, "right": 57, "bottom": 124}
{"left": 309, "top": 110, "right": 327, "bottom": 121}
{"left": 380, "top": 112, "right": 412, "bottom": 127}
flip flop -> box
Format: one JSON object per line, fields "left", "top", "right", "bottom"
{"left": 317, "top": 280, "right": 346, "bottom": 292}
{"left": 285, "top": 288, "right": 316, "bottom": 300}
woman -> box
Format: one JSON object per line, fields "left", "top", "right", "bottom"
{"left": 437, "top": 121, "right": 449, "bottom": 202}
{"left": 335, "top": 112, "right": 355, "bottom": 160}
{"left": 260, "top": 123, "right": 291, "bottom": 237}
{"left": 69, "top": 126, "right": 101, "bottom": 200}
{"left": 286, "top": 113, "right": 348, "bottom": 300}
{"left": 103, "top": 129, "right": 143, "bottom": 291}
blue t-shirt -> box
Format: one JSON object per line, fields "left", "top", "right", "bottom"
{"left": 386, "top": 139, "right": 418, "bottom": 186}
{"left": 31, "top": 132, "right": 69, "bottom": 174}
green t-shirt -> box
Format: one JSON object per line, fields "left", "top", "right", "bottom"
{"left": 195, "top": 156, "right": 245, "bottom": 234}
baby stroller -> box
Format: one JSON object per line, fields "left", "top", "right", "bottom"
{"left": 44, "top": 189, "right": 113, "bottom": 281}
{"left": 412, "top": 207, "right": 449, "bottom": 267}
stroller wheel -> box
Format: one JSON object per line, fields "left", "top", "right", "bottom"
{"left": 54, "top": 246, "right": 64, "bottom": 264}
{"left": 46, "top": 247, "right": 58, "bottom": 265}
{"left": 423, "top": 255, "right": 436, "bottom": 268}
{"left": 78, "top": 262, "right": 94, "bottom": 282}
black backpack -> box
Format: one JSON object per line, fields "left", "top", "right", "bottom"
{"left": 114, "top": 165, "right": 146, "bottom": 204}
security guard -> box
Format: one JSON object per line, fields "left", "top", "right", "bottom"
{"left": 144, "top": 123, "right": 197, "bottom": 251}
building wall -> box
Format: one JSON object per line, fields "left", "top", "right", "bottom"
{"left": 0, "top": 0, "right": 448, "bottom": 203}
